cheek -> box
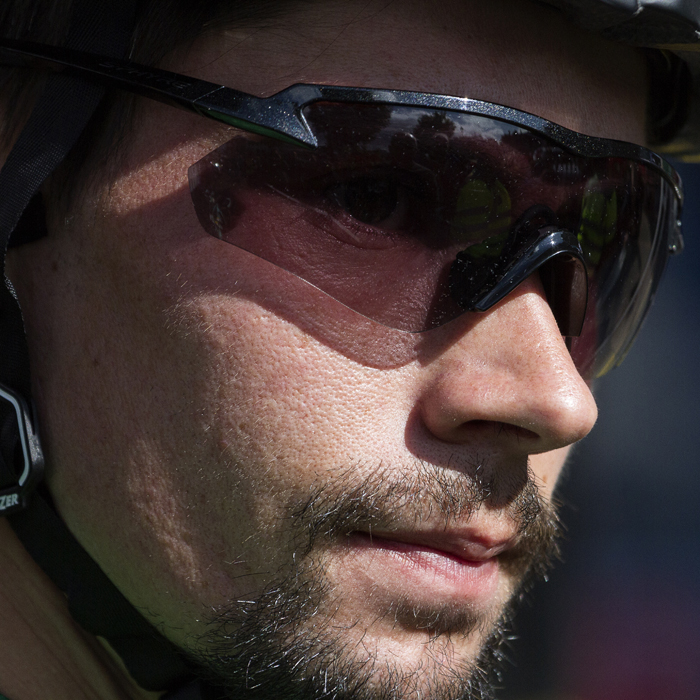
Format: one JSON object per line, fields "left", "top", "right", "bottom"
{"left": 40, "top": 194, "right": 419, "bottom": 624}
{"left": 190, "top": 291, "right": 416, "bottom": 483}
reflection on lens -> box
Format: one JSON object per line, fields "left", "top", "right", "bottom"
{"left": 189, "top": 102, "right": 680, "bottom": 379}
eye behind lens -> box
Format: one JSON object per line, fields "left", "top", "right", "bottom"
{"left": 329, "top": 176, "right": 402, "bottom": 226}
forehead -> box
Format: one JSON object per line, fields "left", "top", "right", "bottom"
{"left": 173, "top": 0, "right": 646, "bottom": 141}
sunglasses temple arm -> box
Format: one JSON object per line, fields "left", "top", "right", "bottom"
{"left": 0, "top": 38, "right": 318, "bottom": 147}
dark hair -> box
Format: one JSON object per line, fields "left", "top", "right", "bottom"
{"left": 0, "top": 0, "right": 296, "bottom": 204}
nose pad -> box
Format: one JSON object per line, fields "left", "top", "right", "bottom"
{"left": 449, "top": 224, "right": 589, "bottom": 337}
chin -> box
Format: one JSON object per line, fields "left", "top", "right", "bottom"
{"left": 187, "top": 594, "right": 513, "bottom": 700}
{"left": 181, "top": 540, "right": 526, "bottom": 700}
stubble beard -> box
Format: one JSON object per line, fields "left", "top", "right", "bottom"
{"left": 186, "top": 461, "right": 562, "bottom": 700}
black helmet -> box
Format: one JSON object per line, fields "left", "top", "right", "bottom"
{"left": 545, "top": 0, "right": 700, "bottom": 159}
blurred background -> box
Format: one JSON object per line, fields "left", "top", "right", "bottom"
{"left": 501, "top": 160, "right": 700, "bottom": 700}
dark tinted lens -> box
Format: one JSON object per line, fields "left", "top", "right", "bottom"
{"left": 189, "top": 102, "right": 679, "bottom": 378}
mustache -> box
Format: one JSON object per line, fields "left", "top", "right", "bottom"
{"left": 291, "top": 459, "right": 561, "bottom": 584}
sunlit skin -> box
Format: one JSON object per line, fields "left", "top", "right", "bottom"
{"left": 7, "top": 0, "right": 647, "bottom": 694}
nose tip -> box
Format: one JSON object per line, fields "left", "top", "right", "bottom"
{"left": 419, "top": 276, "right": 598, "bottom": 454}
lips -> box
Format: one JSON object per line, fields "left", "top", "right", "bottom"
{"left": 337, "top": 528, "right": 509, "bottom": 613}
{"left": 352, "top": 525, "right": 518, "bottom": 564}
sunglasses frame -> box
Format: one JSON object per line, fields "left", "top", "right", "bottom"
{"left": 0, "top": 37, "right": 684, "bottom": 209}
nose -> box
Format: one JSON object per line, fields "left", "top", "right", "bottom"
{"left": 418, "top": 275, "right": 598, "bottom": 454}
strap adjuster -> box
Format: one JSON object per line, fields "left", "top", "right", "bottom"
{"left": 0, "top": 383, "right": 44, "bottom": 514}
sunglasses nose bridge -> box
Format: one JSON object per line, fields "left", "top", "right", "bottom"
{"left": 449, "top": 227, "right": 589, "bottom": 337}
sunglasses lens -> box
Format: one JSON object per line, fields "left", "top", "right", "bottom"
{"left": 189, "top": 102, "right": 680, "bottom": 379}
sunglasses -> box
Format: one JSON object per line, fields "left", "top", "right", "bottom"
{"left": 0, "top": 38, "right": 684, "bottom": 379}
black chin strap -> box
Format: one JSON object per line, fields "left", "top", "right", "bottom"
{"left": 0, "top": 2, "right": 222, "bottom": 697}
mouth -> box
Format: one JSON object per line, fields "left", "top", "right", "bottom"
{"left": 340, "top": 526, "right": 518, "bottom": 613}
{"left": 356, "top": 527, "right": 518, "bottom": 561}
{"left": 292, "top": 464, "right": 558, "bottom": 637}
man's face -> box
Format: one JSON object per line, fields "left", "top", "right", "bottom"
{"left": 11, "top": 0, "right": 647, "bottom": 697}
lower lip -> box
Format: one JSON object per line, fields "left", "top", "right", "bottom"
{"left": 345, "top": 532, "right": 500, "bottom": 605}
